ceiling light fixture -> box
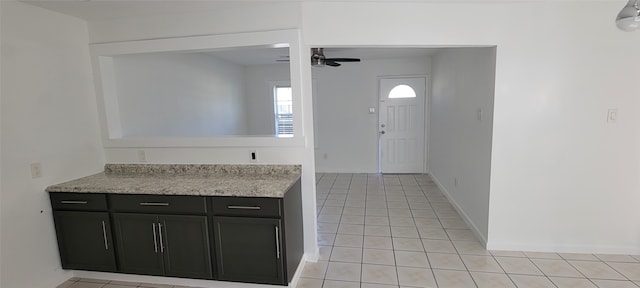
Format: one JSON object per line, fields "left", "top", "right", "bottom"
{"left": 311, "top": 48, "right": 326, "bottom": 67}
{"left": 616, "top": 0, "right": 640, "bottom": 32}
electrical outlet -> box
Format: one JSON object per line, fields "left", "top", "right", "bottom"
{"left": 477, "top": 108, "right": 484, "bottom": 121}
{"left": 249, "top": 150, "right": 257, "bottom": 163}
{"left": 454, "top": 177, "right": 459, "bottom": 187}
{"left": 137, "top": 150, "right": 147, "bottom": 163}
{"left": 30, "top": 163, "right": 42, "bottom": 178}
{"left": 323, "top": 153, "right": 328, "bottom": 159}
{"left": 607, "top": 108, "right": 618, "bottom": 123}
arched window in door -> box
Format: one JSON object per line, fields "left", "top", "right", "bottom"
{"left": 388, "top": 84, "right": 416, "bottom": 99}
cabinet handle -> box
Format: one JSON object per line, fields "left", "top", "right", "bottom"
{"left": 227, "top": 205, "right": 261, "bottom": 210}
{"left": 158, "top": 222, "right": 165, "bottom": 253}
{"left": 60, "top": 200, "right": 88, "bottom": 204}
{"left": 101, "top": 221, "right": 109, "bottom": 250}
{"left": 152, "top": 223, "right": 158, "bottom": 253}
{"left": 139, "top": 202, "right": 169, "bottom": 206}
{"left": 275, "top": 226, "right": 280, "bottom": 259}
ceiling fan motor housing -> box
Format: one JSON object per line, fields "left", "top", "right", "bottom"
{"left": 311, "top": 48, "right": 326, "bottom": 67}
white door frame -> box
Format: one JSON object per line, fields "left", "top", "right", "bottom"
{"left": 377, "top": 74, "right": 429, "bottom": 174}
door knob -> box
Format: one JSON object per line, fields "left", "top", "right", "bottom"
{"left": 380, "top": 131, "right": 386, "bottom": 134}
{"left": 381, "top": 124, "right": 386, "bottom": 128}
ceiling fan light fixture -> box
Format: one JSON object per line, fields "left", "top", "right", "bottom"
{"left": 616, "top": 0, "right": 640, "bottom": 31}
{"left": 311, "top": 57, "right": 325, "bottom": 67}
{"left": 311, "top": 48, "right": 325, "bottom": 67}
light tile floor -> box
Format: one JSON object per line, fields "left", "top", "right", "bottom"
{"left": 58, "top": 173, "right": 640, "bottom": 288}
{"left": 56, "top": 277, "right": 195, "bottom": 288}
{"left": 298, "top": 173, "right": 640, "bottom": 288}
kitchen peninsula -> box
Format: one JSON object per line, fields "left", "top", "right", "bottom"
{"left": 46, "top": 164, "right": 303, "bottom": 286}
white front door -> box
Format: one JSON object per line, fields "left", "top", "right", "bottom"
{"left": 379, "top": 77, "right": 426, "bottom": 173}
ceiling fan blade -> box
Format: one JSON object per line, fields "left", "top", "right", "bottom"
{"left": 325, "top": 58, "right": 361, "bottom": 62}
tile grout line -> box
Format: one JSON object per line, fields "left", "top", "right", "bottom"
{"left": 321, "top": 172, "right": 339, "bottom": 286}
{"left": 362, "top": 173, "right": 370, "bottom": 287}
{"left": 377, "top": 174, "right": 398, "bottom": 287}
{"left": 601, "top": 259, "right": 638, "bottom": 283}
{"left": 391, "top": 174, "right": 405, "bottom": 287}
{"left": 329, "top": 173, "right": 350, "bottom": 285}
{"left": 416, "top": 174, "right": 447, "bottom": 288}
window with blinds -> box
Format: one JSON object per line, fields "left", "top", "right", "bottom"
{"left": 274, "top": 85, "right": 293, "bottom": 137}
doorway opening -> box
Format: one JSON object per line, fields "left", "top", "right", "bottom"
{"left": 311, "top": 46, "right": 497, "bottom": 245}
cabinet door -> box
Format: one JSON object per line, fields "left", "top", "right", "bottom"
{"left": 214, "top": 217, "right": 283, "bottom": 285}
{"left": 160, "top": 215, "right": 213, "bottom": 279}
{"left": 112, "top": 213, "right": 164, "bottom": 275}
{"left": 53, "top": 211, "right": 116, "bottom": 272}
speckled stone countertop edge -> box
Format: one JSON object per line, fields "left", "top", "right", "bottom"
{"left": 104, "top": 163, "right": 301, "bottom": 176}
{"left": 45, "top": 164, "right": 302, "bottom": 198}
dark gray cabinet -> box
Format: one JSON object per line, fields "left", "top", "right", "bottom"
{"left": 50, "top": 193, "right": 116, "bottom": 272}
{"left": 113, "top": 213, "right": 212, "bottom": 279}
{"left": 112, "top": 213, "right": 164, "bottom": 275}
{"left": 214, "top": 216, "right": 283, "bottom": 284}
{"left": 111, "top": 193, "right": 213, "bottom": 280}
{"left": 162, "top": 215, "right": 212, "bottom": 279}
{"left": 211, "top": 179, "right": 303, "bottom": 286}
{"left": 48, "top": 177, "right": 302, "bottom": 286}
{"left": 52, "top": 211, "right": 116, "bottom": 272}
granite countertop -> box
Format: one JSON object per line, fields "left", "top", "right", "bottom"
{"left": 46, "top": 164, "right": 302, "bottom": 198}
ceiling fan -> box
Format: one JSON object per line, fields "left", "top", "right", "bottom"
{"left": 277, "top": 48, "right": 361, "bottom": 67}
{"left": 311, "top": 48, "right": 360, "bottom": 67}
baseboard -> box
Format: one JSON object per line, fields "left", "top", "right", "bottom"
{"left": 288, "top": 252, "right": 316, "bottom": 288}
{"left": 72, "top": 251, "right": 318, "bottom": 288}
{"left": 304, "top": 247, "right": 320, "bottom": 263}
{"left": 430, "top": 174, "right": 488, "bottom": 247}
{"left": 72, "top": 271, "right": 291, "bottom": 288}
{"left": 429, "top": 176, "right": 640, "bottom": 256}
{"left": 44, "top": 270, "right": 74, "bottom": 288}
{"left": 487, "top": 241, "right": 640, "bottom": 255}
{"left": 315, "top": 168, "right": 378, "bottom": 174}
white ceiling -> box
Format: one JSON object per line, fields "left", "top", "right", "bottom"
{"left": 22, "top": 0, "right": 617, "bottom": 21}
{"left": 22, "top": 1, "right": 256, "bottom": 21}
{"left": 203, "top": 47, "right": 291, "bottom": 66}
{"left": 200, "top": 47, "right": 440, "bottom": 66}
{"left": 323, "top": 47, "right": 440, "bottom": 60}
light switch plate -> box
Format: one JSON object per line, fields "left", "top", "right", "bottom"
{"left": 30, "top": 163, "right": 42, "bottom": 178}
{"left": 607, "top": 109, "right": 618, "bottom": 123}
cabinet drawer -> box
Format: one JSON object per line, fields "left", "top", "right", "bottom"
{"left": 212, "top": 197, "right": 281, "bottom": 217}
{"left": 110, "top": 194, "right": 207, "bottom": 214}
{"left": 50, "top": 193, "right": 108, "bottom": 211}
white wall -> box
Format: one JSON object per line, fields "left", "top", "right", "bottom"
{"left": 244, "top": 63, "right": 291, "bottom": 135}
{"left": 302, "top": 1, "right": 640, "bottom": 254}
{"left": 86, "top": 4, "right": 322, "bottom": 280}
{"left": 429, "top": 47, "right": 496, "bottom": 245}
{"left": 313, "top": 56, "right": 430, "bottom": 173}
{"left": 114, "top": 53, "right": 248, "bottom": 137}
{"left": 88, "top": 2, "right": 301, "bottom": 43}
{"left": 0, "top": 2, "right": 105, "bottom": 288}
